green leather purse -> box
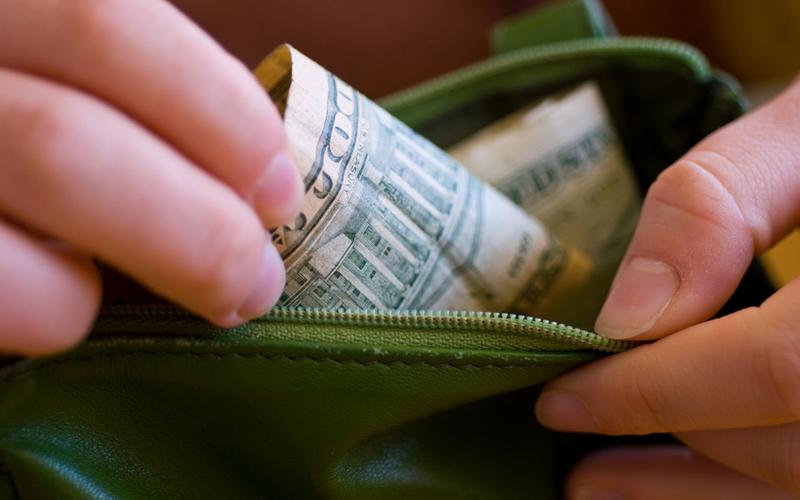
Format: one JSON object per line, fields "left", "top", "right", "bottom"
{"left": 0, "top": 1, "right": 775, "bottom": 498}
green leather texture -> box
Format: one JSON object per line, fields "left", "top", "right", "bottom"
{"left": 0, "top": 329, "right": 596, "bottom": 499}
{"left": 0, "top": 2, "right": 763, "bottom": 499}
{"left": 492, "top": 0, "right": 617, "bottom": 55}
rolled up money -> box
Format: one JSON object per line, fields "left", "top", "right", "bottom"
{"left": 254, "top": 45, "right": 591, "bottom": 321}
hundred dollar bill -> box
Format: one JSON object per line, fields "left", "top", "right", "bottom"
{"left": 254, "top": 44, "right": 592, "bottom": 320}
{"left": 449, "top": 82, "right": 641, "bottom": 270}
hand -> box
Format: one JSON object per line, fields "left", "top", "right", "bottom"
{"left": 535, "top": 80, "right": 800, "bottom": 498}
{"left": 0, "top": 0, "right": 303, "bottom": 356}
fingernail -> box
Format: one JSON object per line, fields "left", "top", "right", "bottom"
{"left": 254, "top": 153, "right": 304, "bottom": 227}
{"left": 574, "top": 486, "right": 625, "bottom": 500}
{"left": 535, "top": 390, "right": 597, "bottom": 432}
{"left": 594, "top": 258, "right": 679, "bottom": 339}
{"left": 236, "top": 244, "right": 285, "bottom": 320}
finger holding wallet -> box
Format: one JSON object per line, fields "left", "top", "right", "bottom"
{"left": 536, "top": 80, "right": 800, "bottom": 498}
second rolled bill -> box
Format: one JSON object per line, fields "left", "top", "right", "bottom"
{"left": 255, "top": 44, "right": 591, "bottom": 320}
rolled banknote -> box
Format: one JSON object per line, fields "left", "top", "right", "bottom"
{"left": 449, "top": 82, "right": 641, "bottom": 270}
{"left": 254, "top": 44, "right": 592, "bottom": 321}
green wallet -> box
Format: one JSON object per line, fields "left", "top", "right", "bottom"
{"left": 0, "top": 1, "right": 775, "bottom": 498}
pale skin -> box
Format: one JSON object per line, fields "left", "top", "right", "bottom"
{"left": 537, "top": 80, "right": 800, "bottom": 500}
{"left": 2, "top": 1, "right": 799, "bottom": 498}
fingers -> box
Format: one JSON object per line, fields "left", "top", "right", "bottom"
{"left": 535, "top": 278, "right": 800, "bottom": 434}
{"left": 0, "top": 0, "right": 303, "bottom": 225}
{"left": 0, "top": 219, "right": 100, "bottom": 356}
{"left": 565, "top": 445, "right": 797, "bottom": 500}
{"left": 679, "top": 423, "right": 800, "bottom": 495}
{"left": 594, "top": 81, "right": 800, "bottom": 340}
{"left": 0, "top": 68, "right": 282, "bottom": 326}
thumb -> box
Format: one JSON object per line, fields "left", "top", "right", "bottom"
{"left": 595, "top": 80, "right": 800, "bottom": 340}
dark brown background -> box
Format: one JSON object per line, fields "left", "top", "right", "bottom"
{"left": 169, "top": 0, "right": 800, "bottom": 98}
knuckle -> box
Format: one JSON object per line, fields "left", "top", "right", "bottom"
{"left": 11, "top": 96, "right": 81, "bottom": 192}
{"left": 60, "top": 0, "right": 166, "bottom": 62}
{"left": 629, "top": 345, "right": 673, "bottom": 433}
{"left": 663, "top": 150, "right": 773, "bottom": 251}
{"left": 63, "top": 0, "right": 123, "bottom": 47}
{"left": 644, "top": 157, "right": 763, "bottom": 257}
{"left": 16, "top": 97, "right": 72, "bottom": 148}
{"left": 647, "top": 158, "right": 745, "bottom": 235}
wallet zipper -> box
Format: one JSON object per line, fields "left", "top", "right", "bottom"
{"left": 381, "top": 37, "right": 710, "bottom": 112}
{"left": 94, "top": 306, "right": 635, "bottom": 353}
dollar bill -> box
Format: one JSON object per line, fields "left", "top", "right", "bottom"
{"left": 449, "top": 82, "right": 641, "bottom": 270}
{"left": 254, "top": 45, "right": 592, "bottom": 321}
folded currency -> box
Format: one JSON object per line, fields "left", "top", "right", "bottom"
{"left": 254, "top": 45, "right": 591, "bottom": 320}
{"left": 449, "top": 82, "right": 641, "bottom": 270}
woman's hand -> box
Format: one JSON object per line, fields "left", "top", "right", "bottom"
{"left": 535, "top": 80, "right": 800, "bottom": 498}
{"left": 0, "top": 0, "right": 303, "bottom": 356}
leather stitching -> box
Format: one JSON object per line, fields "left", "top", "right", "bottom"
{"left": 0, "top": 351, "right": 575, "bottom": 385}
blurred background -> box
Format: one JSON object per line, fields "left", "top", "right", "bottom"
{"left": 606, "top": 0, "right": 799, "bottom": 87}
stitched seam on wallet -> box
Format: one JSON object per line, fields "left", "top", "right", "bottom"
{"left": 0, "top": 351, "right": 562, "bottom": 385}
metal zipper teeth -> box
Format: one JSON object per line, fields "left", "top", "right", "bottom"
{"left": 380, "top": 37, "right": 710, "bottom": 111}
{"left": 97, "top": 306, "right": 636, "bottom": 353}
